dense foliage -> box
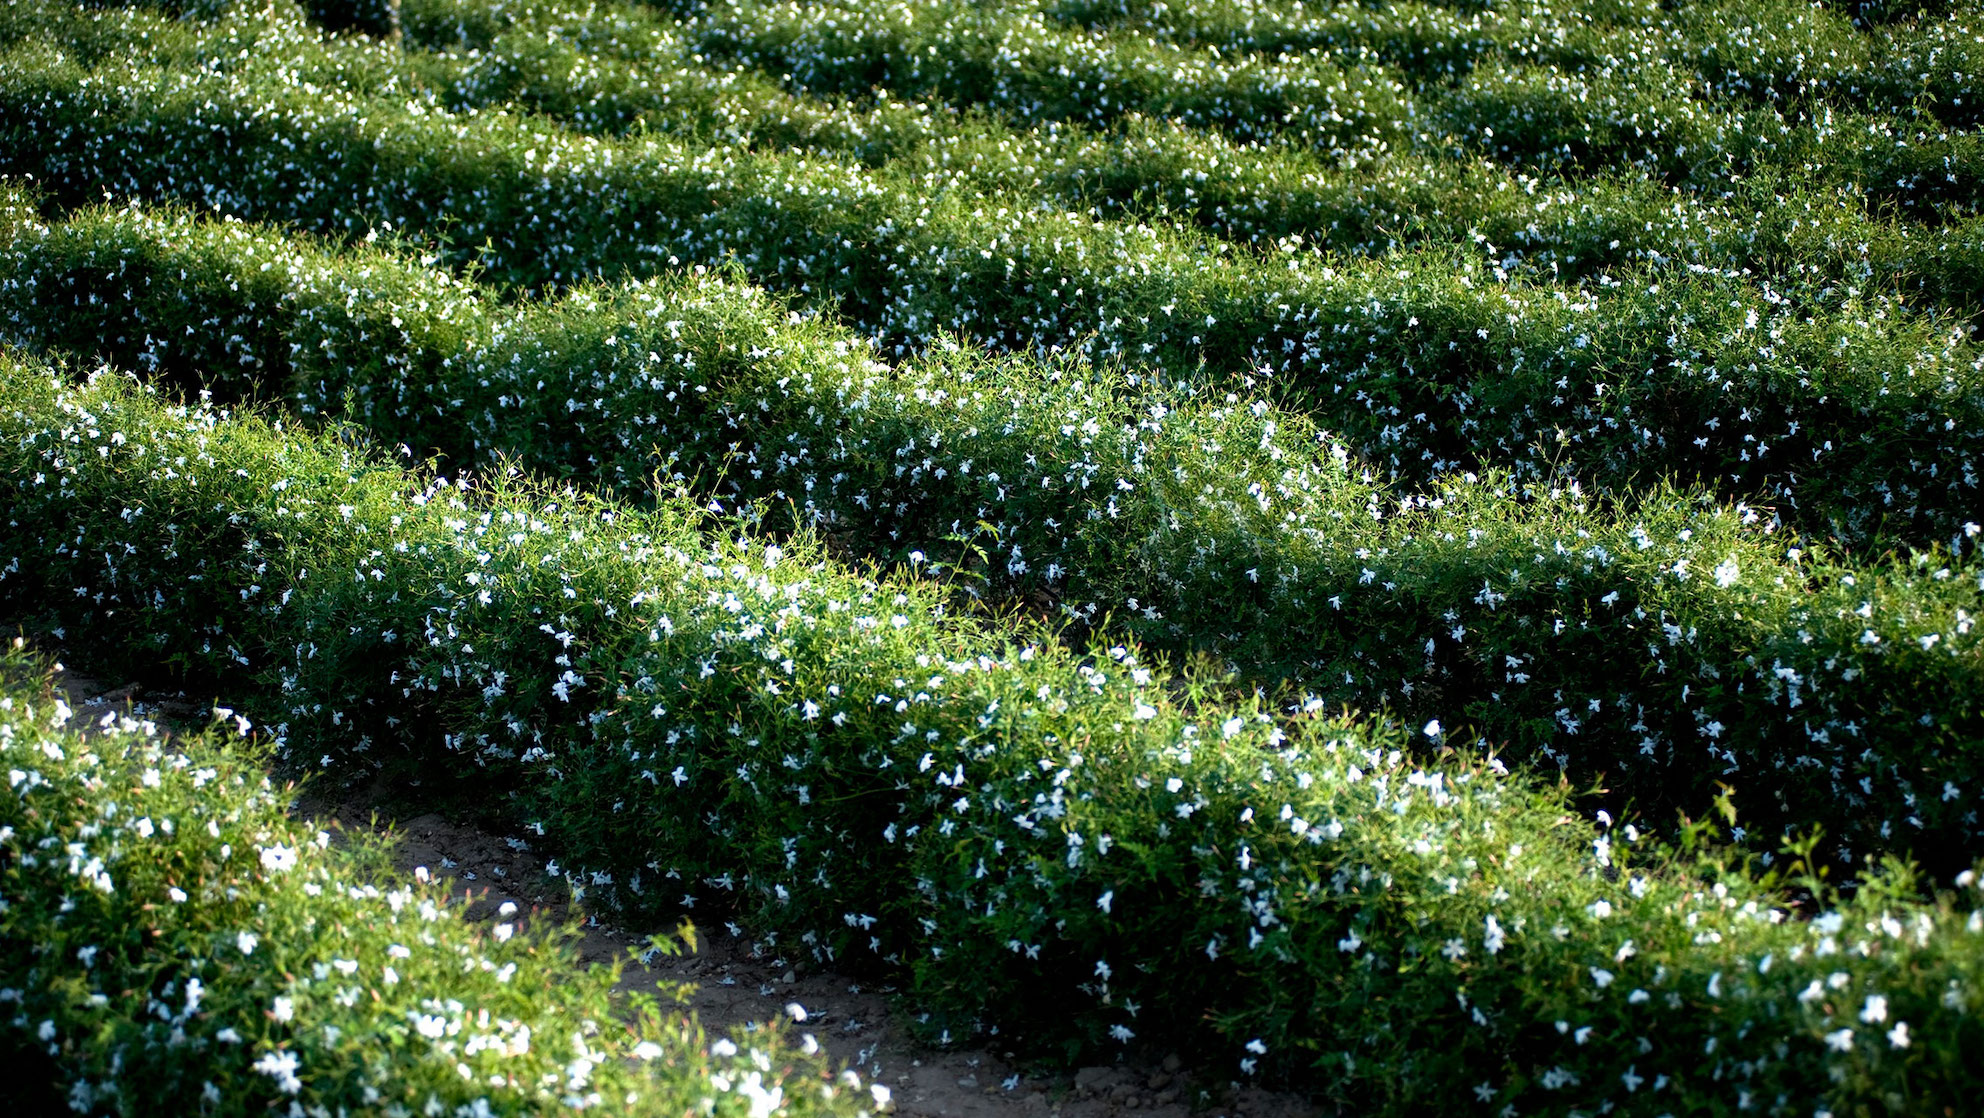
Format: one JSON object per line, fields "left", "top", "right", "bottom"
{"left": 0, "top": 636, "right": 868, "bottom": 1115}
{"left": 5, "top": 192, "right": 1983, "bottom": 874}
{"left": 6, "top": 356, "right": 1984, "bottom": 1114}
{"left": 3, "top": 0, "right": 1984, "bottom": 1108}
{"left": 8, "top": 0, "right": 1984, "bottom": 551}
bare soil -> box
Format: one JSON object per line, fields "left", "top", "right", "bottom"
{"left": 53, "top": 662, "right": 1323, "bottom": 1118}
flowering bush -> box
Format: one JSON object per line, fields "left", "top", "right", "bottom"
{"left": 8, "top": 2, "right": 1984, "bottom": 554}
{"left": 47, "top": 0, "right": 1956, "bottom": 300}
{"left": 0, "top": 638, "right": 870, "bottom": 1117}
{"left": 5, "top": 0, "right": 1984, "bottom": 1105}
{"left": 5, "top": 199, "right": 1983, "bottom": 869}
{"left": 2, "top": 353, "right": 1984, "bottom": 1111}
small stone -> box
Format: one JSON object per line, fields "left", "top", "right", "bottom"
{"left": 1145, "top": 1073, "right": 1171, "bottom": 1091}
{"left": 957, "top": 1076, "right": 979, "bottom": 1089}
{"left": 781, "top": 969, "right": 797, "bottom": 984}
{"left": 1161, "top": 1055, "right": 1182, "bottom": 1074}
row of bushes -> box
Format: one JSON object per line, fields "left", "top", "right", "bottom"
{"left": 393, "top": 0, "right": 1984, "bottom": 302}
{"left": 1070, "top": 0, "right": 1984, "bottom": 129}
{"left": 1049, "top": 0, "right": 1978, "bottom": 114}
{"left": 26, "top": 0, "right": 1965, "bottom": 297}
{"left": 51, "top": 0, "right": 1984, "bottom": 219}
{"left": 5, "top": 349, "right": 1984, "bottom": 1111}
{"left": 5, "top": 197, "right": 1984, "bottom": 873}
{"left": 7, "top": 32, "right": 1984, "bottom": 550}
{"left": 472, "top": 0, "right": 1984, "bottom": 210}
{"left": 477, "top": 0, "right": 1975, "bottom": 187}
{"left": 40, "top": 0, "right": 1977, "bottom": 218}
{"left": 0, "top": 638, "right": 863, "bottom": 1116}
{"left": 676, "top": 0, "right": 1426, "bottom": 155}
{"left": 672, "top": 0, "right": 1984, "bottom": 150}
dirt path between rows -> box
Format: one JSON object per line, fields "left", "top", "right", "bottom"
{"left": 53, "top": 662, "right": 1321, "bottom": 1118}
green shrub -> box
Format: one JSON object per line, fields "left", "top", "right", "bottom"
{"left": 7, "top": 0, "right": 1984, "bottom": 1107}
{"left": 367, "top": 0, "right": 1971, "bottom": 296}
{"left": 679, "top": 0, "right": 1418, "bottom": 152}
{"left": 3, "top": 352, "right": 1984, "bottom": 1112}
{"left": 6, "top": 200, "right": 1984, "bottom": 871}
{"left": 1860, "top": 4, "right": 1984, "bottom": 128}
{"left": 0, "top": 639, "right": 867, "bottom": 1117}
{"left": 5, "top": 67, "right": 1982, "bottom": 550}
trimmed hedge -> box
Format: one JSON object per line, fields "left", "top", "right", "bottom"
{"left": 8, "top": 0, "right": 1984, "bottom": 1108}
{"left": 5, "top": 44, "right": 1983, "bottom": 551}
{"left": 392, "top": 0, "right": 1984, "bottom": 304}
{"left": 707, "top": 0, "right": 1966, "bottom": 132}
{"left": 15, "top": 0, "right": 1933, "bottom": 298}
{"left": 0, "top": 640, "right": 867, "bottom": 1117}
{"left": 678, "top": 0, "right": 1420, "bottom": 155}
{"left": 6, "top": 199, "right": 1984, "bottom": 870}
{"left": 4, "top": 352, "right": 1984, "bottom": 1111}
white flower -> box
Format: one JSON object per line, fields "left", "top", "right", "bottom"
{"left": 1713, "top": 557, "right": 1741, "bottom": 588}
{"left": 236, "top": 931, "right": 259, "bottom": 956}
{"left": 633, "top": 1041, "right": 664, "bottom": 1060}
{"left": 271, "top": 997, "right": 293, "bottom": 1023}
{"left": 870, "top": 1083, "right": 892, "bottom": 1107}
{"left": 711, "top": 1039, "right": 739, "bottom": 1058}
{"left": 1423, "top": 719, "right": 1442, "bottom": 738}
{"left": 259, "top": 845, "right": 297, "bottom": 874}
{"left": 784, "top": 1003, "right": 807, "bottom": 1022}
{"left": 252, "top": 1049, "right": 302, "bottom": 1094}
{"left": 1860, "top": 995, "right": 1888, "bottom": 1024}
{"left": 1825, "top": 1028, "right": 1855, "bottom": 1052}
{"left": 1587, "top": 899, "right": 1613, "bottom": 920}
{"left": 1590, "top": 967, "right": 1614, "bottom": 989}
{"left": 1887, "top": 1021, "right": 1911, "bottom": 1049}
{"left": 493, "top": 923, "right": 514, "bottom": 942}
